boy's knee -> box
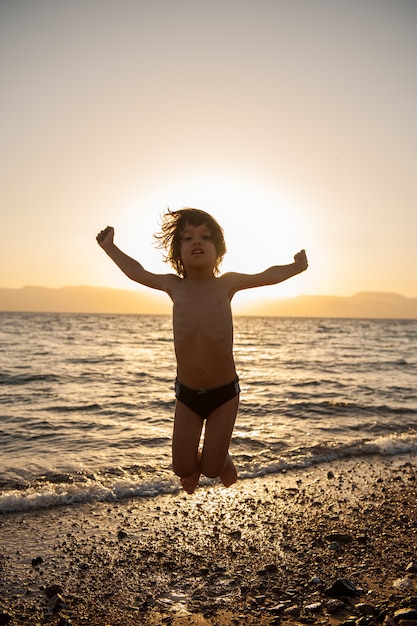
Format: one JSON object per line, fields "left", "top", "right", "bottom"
{"left": 200, "top": 458, "right": 224, "bottom": 479}
{"left": 172, "top": 459, "right": 196, "bottom": 479}
{"left": 202, "top": 469, "right": 219, "bottom": 479}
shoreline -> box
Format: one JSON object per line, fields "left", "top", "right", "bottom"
{"left": 1, "top": 453, "right": 417, "bottom": 625}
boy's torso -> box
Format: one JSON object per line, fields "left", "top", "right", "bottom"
{"left": 170, "top": 276, "right": 236, "bottom": 389}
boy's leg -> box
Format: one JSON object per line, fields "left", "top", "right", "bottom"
{"left": 219, "top": 453, "right": 238, "bottom": 488}
{"left": 200, "top": 395, "right": 239, "bottom": 484}
{"left": 172, "top": 401, "right": 204, "bottom": 492}
{"left": 181, "top": 449, "right": 202, "bottom": 495}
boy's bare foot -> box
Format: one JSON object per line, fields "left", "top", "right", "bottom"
{"left": 180, "top": 469, "right": 201, "bottom": 495}
{"left": 220, "top": 454, "right": 238, "bottom": 488}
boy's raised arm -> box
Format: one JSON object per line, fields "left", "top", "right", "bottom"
{"left": 96, "top": 226, "right": 172, "bottom": 292}
{"left": 227, "top": 249, "right": 308, "bottom": 294}
{"left": 262, "top": 249, "right": 308, "bottom": 283}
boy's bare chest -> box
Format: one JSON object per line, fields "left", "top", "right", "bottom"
{"left": 172, "top": 285, "right": 232, "bottom": 338}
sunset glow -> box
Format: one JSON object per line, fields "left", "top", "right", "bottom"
{"left": 1, "top": 1, "right": 416, "bottom": 314}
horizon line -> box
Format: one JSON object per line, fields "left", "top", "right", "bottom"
{"left": 1, "top": 284, "right": 417, "bottom": 300}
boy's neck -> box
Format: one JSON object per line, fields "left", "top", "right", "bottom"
{"left": 184, "top": 268, "right": 216, "bottom": 283}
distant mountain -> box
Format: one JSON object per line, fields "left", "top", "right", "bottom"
{"left": 0, "top": 285, "right": 171, "bottom": 315}
{"left": 0, "top": 286, "right": 416, "bottom": 319}
{"left": 236, "top": 291, "right": 417, "bottom": 319}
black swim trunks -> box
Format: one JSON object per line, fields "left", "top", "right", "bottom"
{"left": 174, "top": 376, "right": 240, "bottom": 419}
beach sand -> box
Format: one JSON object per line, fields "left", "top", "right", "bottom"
{"left": 1, "top": 454, "right": 417, "bottom": 625}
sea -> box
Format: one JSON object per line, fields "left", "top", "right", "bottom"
{"left": 1, "top": 312, "right": 416, "bottom": 514}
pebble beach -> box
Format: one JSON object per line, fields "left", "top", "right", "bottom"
{"left": 1, "top": 453, "right": 417, "bottom": 626}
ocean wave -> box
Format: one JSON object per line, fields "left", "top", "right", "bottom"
{"left": 2, "top": 432, "right": 417, "bottom": 515}
{"left": 239, "top": 432, "right": 417, "bottom": 478}
{"left": 0, "top": 372, "right": 60, "bottom": 386}
{"left": 43, "top": 403, "right": 102, "bottom": 413}
{"left": 0, "top": 471, "right": 180, "bottom": 514}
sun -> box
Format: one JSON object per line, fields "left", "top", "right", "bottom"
{"left": 117, "top": 174, "right": 312, "bottom": 298}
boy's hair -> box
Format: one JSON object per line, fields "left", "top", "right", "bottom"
{"left": 154, "top": 208, "right": 226, "bottom": 277}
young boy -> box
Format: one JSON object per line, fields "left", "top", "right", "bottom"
{"left": 96, "top": 208, "right": 308, "bottom": 494}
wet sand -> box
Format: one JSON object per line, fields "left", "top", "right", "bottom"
{"left": 1, "top": 453, "right": 417, "bottom": 625}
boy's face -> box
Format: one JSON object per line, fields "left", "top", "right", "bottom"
{"left": 179, "top": 222, "right": 217, "bottom": 274}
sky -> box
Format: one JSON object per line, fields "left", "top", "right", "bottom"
{"left": 1, "top": 0, "right": 416, "bottom": 308}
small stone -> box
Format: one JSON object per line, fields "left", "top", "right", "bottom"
{"left": 310, "top": 576, "right": 322, "bottom": 584}
{"left": 406, "top": 562, "right": 417, "bottom": 573}
{"left": 31, "top": 556, "right": 44, "bottom": 567}
{"left": 356, "top": 603, "right": 376, "bottom": 616}
{"left": 392, "top": 578, "right": 413, "bottom": 591}
{"left": 48, "top": 594, "right": 67, "bottom": 613}
{"left": 393, "top": 608, "right": 417, "bottom": 623}
{"left": 324, "top": 578, "right": 360, "bottom": 598}
{"left": 325, "top": 532, "right": 353, "bottom": 544}
{"left": 327, "top": 470, "right": 335, "bottom": 479}
{"left": 117, "top": 529, "right": 128, "bottom": 540}
{"left": 45, "top": 584, "right": 64, "bottom": 598}
{"left": 304, "top": 602, "right": 323, "bottom": 612}
{"left": 229, "top": 530, "right": 242, "bottom": 540}
{"left": 285, "top": 605, "right": 301, "bottom": 617}
{"left": 268, "top": 604, "right": 287, "bottom": 615}
{"left": 254, "top": 595, "right": 266, "bottom": 604}
{"left": 0, "top": 613, "right": 12, "bottom": 625}
{"left": 326, "top": 598, "right": 347, "bottom": 614}
{"left": 264, "top": 563, "right": 278, "bottom": 573}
